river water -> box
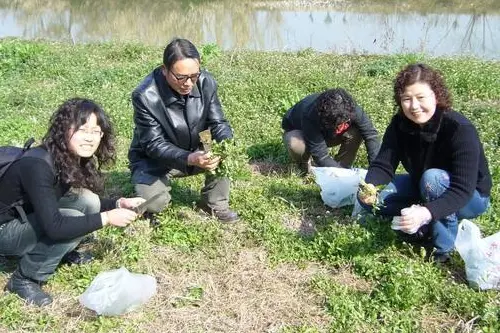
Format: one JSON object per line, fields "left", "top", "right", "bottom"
{"left": 0, "top": 0, "right": 498, "bottom": 59}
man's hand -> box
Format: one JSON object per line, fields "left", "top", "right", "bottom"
{"left": 187, "top": 151, "right": 221, "bottom": 171}
{"left": 395, "top": 204, "right": 432, "bottom": 234}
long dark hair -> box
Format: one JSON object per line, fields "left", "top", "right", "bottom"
{"left": 42, "top": 98, "right": 115, "bottom": 193}
{"left": 163, "top": 38, "right": 200, "bottom": 70}
{"left": 393, "top": 63, "right": 452, "bottom": 113}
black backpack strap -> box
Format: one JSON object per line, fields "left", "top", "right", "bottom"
{"left": 23, "top": 146, "right": 53, "bottom": 169}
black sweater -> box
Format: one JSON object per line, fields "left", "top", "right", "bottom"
{"left": 282, "top": 93, "right": 380, "bottom": 167}
{"left": 366, "top": 109, "right": 492, "bottom": 220}
{"left": 0, "top": 154, "right": 114, "bottom": 241}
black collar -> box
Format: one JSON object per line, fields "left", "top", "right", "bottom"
{"left": 398, "top": 108, "right": 444, "bottom": 142}
{"left": 153, "top": 67, "right": 201, "bottom": 106}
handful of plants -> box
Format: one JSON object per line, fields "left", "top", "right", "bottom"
{"left": 358, "top": 180, "right": 388, "bottom": 214}
{"left": 198, "top": 130, "right": 249, "bottom": 180}
{"left": 358, "top": 180, "right": 378, "bottom": 204}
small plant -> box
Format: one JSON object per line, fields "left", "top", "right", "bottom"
{"left": 199, "top": 129, "right": 249, "bottom": 179}
{"left": 358, "top": 180, "right": 383, "bottom": 214}
{"left": 209, "top": 138, "right": 249, "bottom": 180}
{"left": 171, "top": 285, "right": 204, "bottom": 308}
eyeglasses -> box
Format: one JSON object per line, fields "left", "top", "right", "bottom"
{"left": 170, "top": 71, "right": 201, "bottom": 84}
{"left": 75, "top": 128, "right": 103, "bottom": 138}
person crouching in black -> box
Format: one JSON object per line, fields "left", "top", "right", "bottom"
{"left": 0, "top": 98, "right": 144, "bottom": 306}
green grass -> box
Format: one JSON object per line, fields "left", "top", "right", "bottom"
{"left": 0, "top": 38, "right": 499, "bottom": 332}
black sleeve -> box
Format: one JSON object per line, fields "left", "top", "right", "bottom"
{"left": 132, "top": 92, "right": 191, "bottom": 172}
{"left": 424, "top": 124, "right": 482, "bottom": 220}
{"left": 365, "top": 118, "right": 400, "bottom": 186}
{"left": 354, "top": 107, "right": 381, "bottom": 163}
{"left": 20, "top": 158, "right": 103, "bottom": 241}
{"left": 100, "top": 198, "right": 116, "bottom": 211}
{"left": 204, "top": 76, "right": 233, "bottom": 142}
{"left": 302, "top": 112, "right": 340, "bottom": 167}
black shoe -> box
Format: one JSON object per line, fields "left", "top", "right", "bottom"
{"left": 433, "top": 252, "right": 451, "bottom": 264}
{"left": 198, "top": 204, "right": 240, "bottom": 223}
{"left": 5, "top": 270, "right": 52, "bottom": 306}
{"left": 61, "top": 250, "right": 93, "bottom": 265}
{"left": 143, "top": 212, "right": 161, "bottom": 227}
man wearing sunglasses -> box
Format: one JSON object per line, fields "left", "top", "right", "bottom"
{"left": 282, "top": 88, "right": 380, "bottom": 175}
{"left": 128, "top": 38, "right": 238, "bottom": 224}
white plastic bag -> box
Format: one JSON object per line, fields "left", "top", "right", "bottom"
{"left": 455, "top": 220, "right": 500, "bottom": 290}
{"left": 312, "top": 167, "right": 367, "bottom": 210}
{"left": 79, "top": 267, "right": 157, "bottom": 315}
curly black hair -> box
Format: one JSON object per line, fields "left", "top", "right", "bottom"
{"left": 394, "top": 63, "right": 452, "bottom": 112}
{"left": 42, "top": 98, "right": 115, "bottom": 193}
{"left": 315, "top": 88, "right": 357, "bottom": 131}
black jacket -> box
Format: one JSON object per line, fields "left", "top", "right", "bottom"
{"left": 366, "top": 109, "right": 492, "bottom": 220}
{"left": 281, "top": 93, "right": 380, "bottom": 167}
{"left": 0, "top": 151, "right": 114, "bottom": 241}
{"left": 128, "top": 67, "right": 233, "bottom": 184}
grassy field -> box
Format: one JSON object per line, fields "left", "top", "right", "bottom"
{"left": 0, "top": 39, "right": 499, "bottom": 332}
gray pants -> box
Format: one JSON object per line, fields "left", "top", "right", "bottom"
{"left": 0, "top": 189, "right": 100, "bottom": 282}
{"left": 283, "top": 126, "right": 363, "bottom": 169}
{"left": 134, "top": 170, "right": 230, "bottom": 214}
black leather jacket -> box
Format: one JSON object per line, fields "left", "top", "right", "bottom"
{"left": 128, "top": 67, "right": 233, "bottom": 184}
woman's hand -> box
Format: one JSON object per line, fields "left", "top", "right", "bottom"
{"left": 116, "top": 197, "right": 145, "bottom": 209}
{"left": 397, "top": 205, "right": 432, "bottom": 234}
{"left": 101, "top": 209, "right": 138, "bottom": 227}
{"left": 187, "top": 151, "right": 221, "bottom": 171}
{"left": 358, "top": 181, "right": 377, "bottom": 205}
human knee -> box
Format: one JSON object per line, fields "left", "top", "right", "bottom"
{"left": 78, "top": 189, "right": 101, "bottom": 214}
{"left": 284, "top": 131, "right": 307, "bottom": 156}
{"left": 60, "top": 188, "right": 101, "bottom": 214}
{"left": 419, "top": 169, "right": 450, "bottom": 201}
{"left": 145, "top": 192, "right": 170, "bottom": 213}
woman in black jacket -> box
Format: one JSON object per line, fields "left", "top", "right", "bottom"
{"left": 358, "top": 64, "right": 492, "bottom": 263}
{"left": 0, "top": 98, "right": 143, "bottom": 306}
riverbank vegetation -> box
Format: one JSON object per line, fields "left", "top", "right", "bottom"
{"left": 0, "top": 39, "right": 499, "bottom": 332}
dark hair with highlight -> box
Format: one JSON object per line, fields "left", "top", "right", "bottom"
{"left": 163, "top": 38, "right": 200, "bottom": 70}
{"left": 315, "top": 88, "right": 357, "bottom": 130}
{"left": 42, "top": 98, "right": 115, "bottom": 193}
{"left": 394, "top": 63, "right": 452, "bottom": 112}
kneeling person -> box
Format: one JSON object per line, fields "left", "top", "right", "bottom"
{"left": 282, "top": 88, "right": 380, "bottom": 174}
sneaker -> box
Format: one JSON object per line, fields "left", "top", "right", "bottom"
{"left": 5, "top": 270, "right": 52, "bottom": 306}
{"left": 61, "top": 250, "right": 93, "bottom": 265}
{"left": 198, "top": 204, "right": 240, "bottom": 223}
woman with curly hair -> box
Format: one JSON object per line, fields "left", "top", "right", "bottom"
{"left": 0, "top": 98, "right": 144, "bottom": 306}
{"left": 358, "top": 63, "right": 492, "bottom": 263}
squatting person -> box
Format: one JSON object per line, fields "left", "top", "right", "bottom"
{"left": 0, "top": 98, "right": 144, "bottom": 306}
{"left": 128, "top": 38, "right": 239, "bottom": 223}
{"left": 281, "top": 88, "right": 380, "bottom": 174}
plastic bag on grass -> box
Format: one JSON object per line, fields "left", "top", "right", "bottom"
{"left": 312, "top": 167, "right": 367, "bottom": 211}
{"left": 455, "top": 220, "right": 500, "bottom": 290}
{"left": 79, "top": 267, "right": 157, "bottom": 316}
